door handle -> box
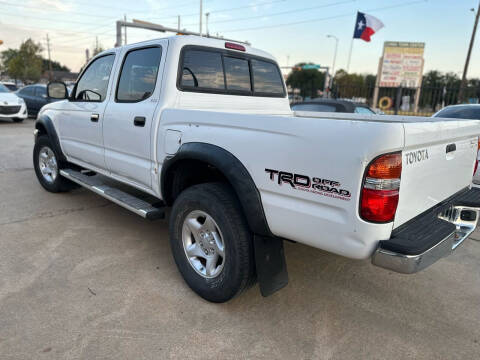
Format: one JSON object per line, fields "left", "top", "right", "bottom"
{"left": 446, "top": 143, "right": 456, "bottom": 153}
{"left": 90, "top": 113, "right": 99, "bottom": 122}
{"left": 134, "top": 116, "right": 146, "bottom": 127}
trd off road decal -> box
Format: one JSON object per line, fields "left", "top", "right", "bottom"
{"left": 265, "top": 169, "right": 351, "bottom": 201}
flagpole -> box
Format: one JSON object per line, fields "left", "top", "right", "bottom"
{"left": 347, "top": 10, "right": 358, "bottom": 73}
{"left": 346, "top": 37, "right": 354, "bottom": 73}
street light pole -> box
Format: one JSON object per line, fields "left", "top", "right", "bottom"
{"left": 459, "top": 2, "right": 480, "bottom": 103}
{"left": 326, "top": 34, "right": 339, "bottom": 92}
{"left": 206, "top": 12, "right": 210, "bottom": 36}
{"left": 199, "top": 0, "right": 203, "bottom": 36}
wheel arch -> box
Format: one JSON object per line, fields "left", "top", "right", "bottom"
{"left": 161, "top": 142, "right": 272, "bottom": 237}
{"left": 35, "top": 115, "right": 66, "bottom": 162}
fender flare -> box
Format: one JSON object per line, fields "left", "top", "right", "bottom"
{"left": 35, "top": 115, "right": 67, "bottom": 163}
{"left": 161, "top": 142, "right": 272, "bottom": 237}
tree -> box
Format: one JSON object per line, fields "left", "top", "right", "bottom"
{"left": 42, "top": 59, "right": 70, "bottom": 73}
{"left": 0, "top": 48, "right": 18, "bottom": 76}
{"left": 286, "top": 63, "right": 326, "bottom": 99}
{"left": 3, "top": 39, "right": 43, "bottom": 83}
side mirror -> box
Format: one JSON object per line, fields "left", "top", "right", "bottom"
{"left": 47, "top": 81, "right": 68, "bottom": 100}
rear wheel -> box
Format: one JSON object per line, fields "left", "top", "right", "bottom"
{"left": 169, "top": 182, "right": 256, "bottom": 302}
{"left": 33, "top": 135, "right": 77, "bottom": 192}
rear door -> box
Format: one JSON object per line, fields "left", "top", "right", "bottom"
{"left": 394, "top": 119, "right": 480, "bottom": 227}
{"left": 103, "top": 42, "right": 166, "bottom": 189}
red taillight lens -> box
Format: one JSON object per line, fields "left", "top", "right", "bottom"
{"left": 360, "top": 152, "right": 402, "bottom": 223}
{"left": 361, "top": 188, "right": 399, "bottom": 223}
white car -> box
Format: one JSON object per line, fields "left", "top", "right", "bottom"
{"left": 0, "top": 83, "right": 28, "bottom": 122}
{"left": 32, "top": 35, "right": 480, "bottom": 302}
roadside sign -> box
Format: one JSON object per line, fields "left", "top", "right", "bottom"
{"left": 301, "top": 64, "right": 321, "bottom": 70}
{"left": 378, "top": 42, "right": 425, "bottom": 88}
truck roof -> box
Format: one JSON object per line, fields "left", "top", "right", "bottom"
{"left": 97, "top": 35, "right": 277, "bottom": 62}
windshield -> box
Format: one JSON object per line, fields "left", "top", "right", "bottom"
{"left": 434, "top": 106, "right": 480, "bottom": 120}
{"left": 0, "top": 84, "right": 10, "bottom": 93}
{"left": 354, "top": 106, "right": 375, "bottom": 114}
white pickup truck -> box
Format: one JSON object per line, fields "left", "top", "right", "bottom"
{"left": 33, "top": 35, "right": 480, "bottom": 302}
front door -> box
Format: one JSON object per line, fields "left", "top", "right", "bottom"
{"left": 103, "top": 44, "right": 165, "bottom": 189}
{"left": 58, "top": 54, "right": 116, "bottom": 169}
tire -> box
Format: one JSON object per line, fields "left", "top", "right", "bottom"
{"left": 33, "top": 135, "right": 77, "bottom": 192}
{"left": 169, "top": 182, "right": 256, "bottom": 303}
{"left": 12, "top": 118, "right": 24, "bottom": 123}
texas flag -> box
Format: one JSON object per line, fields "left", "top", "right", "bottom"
{"left": 353, "top": 12, "right": 384, "bottom": 42}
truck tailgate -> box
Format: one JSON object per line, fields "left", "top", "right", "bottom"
{"left": 394, "top": 119, "right": 480, "bottom": 228}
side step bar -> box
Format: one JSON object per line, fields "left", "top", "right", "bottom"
{"left": 60, "top": 169, "right": 165, "bottom": 220}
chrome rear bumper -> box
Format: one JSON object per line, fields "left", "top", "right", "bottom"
{"left": 372, "top": 190, "right": 480, "bottom": 274}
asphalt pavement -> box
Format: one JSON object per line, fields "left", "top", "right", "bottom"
{"left": 1, "top": 119, "right": 480, "bottom": 359}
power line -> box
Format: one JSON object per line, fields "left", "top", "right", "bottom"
{"left": 0, "top": 9, "right": 117, "bottom": 26}
{"left": 147, "top": 0, "right": 289, "bottom": 22}
{"left": 218, "top": 0, "right": 427, "bottom": 33}
{"left": 65, "top": 0, "right": 210, "bottom": 16}
{"left": 182, "top": 0, "right": 354, "bottom": 27}
{"left": 0, "top": 0, "right": 119, "bottom": 19}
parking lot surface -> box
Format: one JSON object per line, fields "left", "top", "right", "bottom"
{"left": 1, "top": 120, "right": 480, "bottom": 359}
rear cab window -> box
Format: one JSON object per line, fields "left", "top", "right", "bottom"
{"left": 178, "top": 46, "right": 285, "bottom": 97}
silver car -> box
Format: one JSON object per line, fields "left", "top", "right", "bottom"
{"left": 433, "top": 104, "right": 480, "bottom": 184}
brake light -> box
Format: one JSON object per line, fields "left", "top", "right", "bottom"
{"left": 225, "top": 42, "right": 246, "bottom": 52}
{"left": 360, "top": 152, "right": 402, "bottom": 223}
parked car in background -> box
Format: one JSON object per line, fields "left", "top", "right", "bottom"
{"left": 0, "top": 82, "right": 19, "bottom": 92}
{"left": 16, "top": 84, "right": 63, "bottom": 117}
{"left": 0, "top": 83, "right": 28, "bottom": 122}
{"left": 433, "top": 104, "right": 480, "bottom": 184}
{"left": 291, "top": 98, "right": 376, "bottom": 114}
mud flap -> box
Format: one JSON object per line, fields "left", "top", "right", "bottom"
{"left": 254, "top": 235, "right": 289, "bottom": 297}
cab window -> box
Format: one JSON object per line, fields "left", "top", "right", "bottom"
{"left": 116, "top": 47, "right": 162, "bottom": 102}
{"left": 74, "top": 54, "right": 115, "bottom": 102}
{"left": 19, "top": 86, "right": 34, "bottom": 96}
{"left": 35, "top": 87, "right": 47, "bottom": 98}
{"left": 181, "top": 50, "right": 224, "bottom": 90}
{"left": 251, "top": 59, "right": 284, "bottom": 96}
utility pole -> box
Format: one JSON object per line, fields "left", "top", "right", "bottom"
{"left": 85, "top": 48, "right": 90, "bottom": 63}
{"left": 178, "top": 15, "right": 181, "bottom": 31}
{"left": 459, "top": 2, "right": 480, "bottom": 103}
{"left": 124, "top": 14, "right": 127, "bottom": 45}
{"left": 46, "top": 34, "right": 53, "bottom": 81}
{"left": 96, "top": 36, "right": 99, "bottom": 51}
{"left": 205, "top": 12, "right": 210, "bottom": 36}
{"left": 199, "top": 0, "right": 203, "bottom": 36}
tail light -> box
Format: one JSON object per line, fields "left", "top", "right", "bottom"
{"left": 474, "top": 137, "right": 480, "bottom": 176}
{"left": 360, "top": 152, "right": 402, "bottom": 223}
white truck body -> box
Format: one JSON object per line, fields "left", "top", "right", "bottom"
{"left": 34, "top": 35, "right": 480, "bottom": 300}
